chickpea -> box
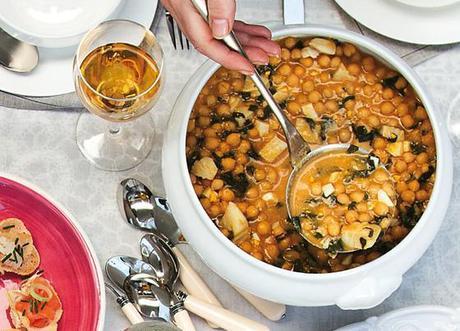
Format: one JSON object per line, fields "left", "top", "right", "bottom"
{"left": 272, "top": 74, "right": 283, "bottom": 85}
{"left": 311, "top": 182, "right": 322, "bottom": 196}
{"left": 302, "top": 80, "right": 315, "bottom": 93}
{"left": 401, "top": 114, "right": 415, "bottom": 128}
{"left": 205, "top": 137, "right": 220, "bottom": 150}
{"left": 220, "top": 188, "right": 235, "bottom": 201}
{"left": 373, "top": 168, "right": 389, "bottom": 182}
{"left": 286, "top": 73, "right": 300, "bottom": 87}
{"left": 328, "top": 221, "right": 341, "bottom": 236}
{"left": 396, "top": 103, "right": 409, "bottom": 117}
{"left": 221, "top": 158, "right": 236, "bottom": 171}
{"left": 335, "top": 182, "right": 345, "bottom": 194}
{"left": 295, "top": 93, "right": 309, "bottom": 104}
{"left": 358, "top": 213, "right": 372, "bottom": 223}
{"left": 416, "top": 152, "right": 428, "bottom": 164}
{"left": 337, "top": 193, "right": 350, "bottom": 205}
{"left": 363, "top": 56, "right": 375, "bottom": 71}
{"left": 211, "top": 179, "right": 224, "bottom": 191}
{"left": 300, "top": 57, "right": 313, "bottom": 67}
{"left": 380, "top": 101, "right": 395, "bottom": 115}
{"left": 368, "top": 114, "right": 381, "bottom": 127}
{"left": 345, "top": 210, "right": 359, "bottom": 223}
{"left": 235, "top": 153, "right": 249, "bottom": 165}
{"left": 218, "top": 142, "right": 231, "bottom": 154}
{"left": 348, "top": 63, "right": 361, "bottom": 76}
{"left": 278, "top": 63, "right": 292, "bottom": 76}
{"left": 323, "top": 88, "right": 334, "bottom": 99}
{"left": 325, "top": 100, "right": 339, "bottom": 112}
{"left": 266, "top": 168, "right": 278, "bottom": 184}
{"left": 216, "top": 103, "right": 231, "bottom": 116}
{"left": 247, "top": 128, "right": 259, "bottom": 139}
{"left": 318, "top": 54, "right": 331, "bottom": 68}
{"left": 382, "top": 88, "right": 394, "bottom": 100}
{"left": 254, "top": 168, "right": 267, "bottom": 181}
{"left": 287, "top": 101, "right": 301, "bottom": 115}
{"left": 291, "top": 48, "right": 301, "bottom": 59}
{"left": 415, "top": 106, "right": 428, "bottom": 121}
{"left": 373, "top": 137, "right": 387, "bottom": 150}
{"left": 338, "top": 128, "right": 351, "bottom": 142}
{"left": 407, "top": 180, "right": 420, "bottom": 192}
{"left": 240, "top": 241, "right": 253, "bottom": 253}
{"left": 401, "top": 190, "right": 416, "bottom": 203}
{"left": 193, "top": 184, "right": 204, "bottom": 196}
{"left": 320, "top": 72, "right": 331, "bottom": 83}
{"left": 246, "top": 186, "right": 259, "bottom": 199}
{"left": 356, "top": 202, "right": 367, "bottom": 213}
{"left": 374, "top": 202, "right": 389, "bottom": 216}
{"left": 225, "top": 133, "right": 241, "bottom": 147}
{"left": 209, "top": 204, "right": 221, "bottom": 218}
{"left": 279, "top": 237, "right": 291, "bottom": 251}
{"left": 217, "top": 81, "right": 230, "bottom": 94}
{"left": 246, "top": 205, "right": 259, "bottom": 219}
{"left": 284, "top": 37, "right": 296, "bottom": 49}
{"left": 350, "top": 191, "right": 365, "bottom": 203}
{"left": 403, "top": 152, "right": 416, "bottom": 163}
{"left": 343, "top": 43, "right": 357, "bottom": 57}
{"left": 280, "top": 48, "right": 291, "bottom": 61}
{"left": 363, "top": 85, "right": 373, "bottom": 96}
{"left": 308, "top": 91, "right": 322, "bottom": 103}
{"left": 394, "top": 159, "right": 407, "bottom": 173}
{"left": 330, "top": 56, "right": 341, "bottom": 68}
{"left": 231, "top": 78, "right": 244, "bottom": 91}
{"left": 416, "top": 190, "right": 429, "bottom": 201}
{"left": 251, "top": 251, "right": 263, "bottom": 260}
{"left": 264, "top": 244, "right": 280, "bottom": 262}
{"left": 293, "top": 64, "right": 305, "bottom": 77}
{"left": 315, "top": 102, "right": 326, "bottom": 114}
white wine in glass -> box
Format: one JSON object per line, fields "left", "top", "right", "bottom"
{"left": 74, "top": 20, "right": 164, "bottom": 171}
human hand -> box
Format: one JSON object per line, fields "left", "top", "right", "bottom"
{"left": 161, "top": 0, "right": 281, "bottom": 74}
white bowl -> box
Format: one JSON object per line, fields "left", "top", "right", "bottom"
{"left": 0, "top": 0, "right": 122, "bottom": 48}
{"left": 162, "top": 23, "right": 453, "bottom": 308}
{"left": 395, "top": 0, "right": 460, "bottom": 8}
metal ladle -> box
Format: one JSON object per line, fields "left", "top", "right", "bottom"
{"left": 119, "top": 178, "right": 286, "bottom": 321}
{"left": 0, "top": 28, "right": 38, "bottom": 72}
{"left": 190, "top": 0, "right": 394, "bottom": 253}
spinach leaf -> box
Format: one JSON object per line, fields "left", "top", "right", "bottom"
{"left": 240, "top": 91, "right": 251, "bottom": 101}
{"left": 327, "top": 239, "right": 344, "bottom": 255}
{"left": 220, "top": 172, "right": 250, "bottom": 197}
{"left": 187, "top": 151, "right": 200, "bottom": 170}
{"left": 347, "top": 144, "right": 359, "bottom": 153}
{"left": 381, "top": 76, "right": 405, "bottom": 96}
{"left": 289, "top": 216, "right": 301, "bottom": 233}
{"left": 418, "top": 165, "right": 435, "bottom": 184}
{"left": 259, "top": 106, "right": 272, "bottom": 120}
{"left": 305, "top": 118, "right": 316, "bottom": 130}
{"left": 410, "top": 142, "right": 427, "bottom": 155}
{"left": 320, "top": 116, "right": 334, "bottom": 141}
{"left": 352, "top": 125, "right": 377, "bottom": 142}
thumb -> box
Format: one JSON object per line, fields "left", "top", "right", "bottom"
{"left": 207, "top": 0, "right": 236, "bottom": 39}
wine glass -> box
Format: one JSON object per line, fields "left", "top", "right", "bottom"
{"left": 73, "top": 19, "right": 164, "bottom": 171}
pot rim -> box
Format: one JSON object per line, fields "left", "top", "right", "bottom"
{"left": 170, "top": 23, "right": 452, "bottom": 282}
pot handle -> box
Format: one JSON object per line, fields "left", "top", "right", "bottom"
{"left": 336, "top": 275, "right": 402, "bottom": 310}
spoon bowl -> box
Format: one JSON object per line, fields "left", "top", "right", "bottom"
{"left": 140, "top": 234, "right": 180, "bottom": 288}
{"left": 0, "top": 28, "right": 38, "bottom": 72}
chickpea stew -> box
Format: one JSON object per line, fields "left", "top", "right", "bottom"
{"left": 186, "top": 36, "right": 436, "bottom": 273}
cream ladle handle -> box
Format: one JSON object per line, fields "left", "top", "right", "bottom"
{"left": 232, "top": 286, "right": 286, "bottom": 321}
{"left": 174, "top": 309, "right": 197, "bottom": 331}
{"left": 121, "top": 302, "right": 144, "bottom": 325}
{"left": 172, "top": 246, "right": 222, "bottom": 328}
{"left": 184, "top": 294, "right": 270, "bottom": 331}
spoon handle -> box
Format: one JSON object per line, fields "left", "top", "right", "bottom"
{"left": 183, "top": 293, "right": 270, "bottom": 331}
{"left": 173, "top": 309, "right": 197, "bottom": 331}
{"left": 121, "top": 302, "right": 144, "bottom": 325}
{"left": 172, "top": 246, "right": 222, "bottom": 328}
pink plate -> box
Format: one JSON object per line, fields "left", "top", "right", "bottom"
{"left": 0, "top": 175, "right": 105, "bottom": 330}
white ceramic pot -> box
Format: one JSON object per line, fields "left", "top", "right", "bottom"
{"left": 162, "top": 23, "right": 453, "bottom": 308}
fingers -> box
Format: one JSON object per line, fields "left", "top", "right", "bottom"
{"left": 236, "top": 30, "right": 281, "bottom": 56}
{"left": 207, "top": 0, "right": 236, "bottom": 38}
{"left": 234, "top": 21, "right": 272, "bottom": 39}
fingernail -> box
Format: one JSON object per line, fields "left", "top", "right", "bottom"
{"left": 241, "top": 70, "right": 254, "bottom": 76}
{"left": 211, "top": 18, "right": 229, "bottom": 38}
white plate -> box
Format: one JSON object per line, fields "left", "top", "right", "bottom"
{"left": 0, "top": 0, "right": 158, "bottom": 97}
{"left": 336, "top": 0, "right": 460, "bottom": 45}
{"left": 0, "top": 0, "right": 122, "bottom": 48}
{"left": 395, "top": 0, "right": 460, "bottom": 8}
{"left": 335, "top": 305, "right": 460, "bottom": 331}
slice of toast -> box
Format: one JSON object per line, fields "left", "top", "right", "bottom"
{"left": 0, "top": 218, "right": 40, "bottom": 276}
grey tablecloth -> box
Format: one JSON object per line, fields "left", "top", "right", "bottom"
{"left": 1, "top": 1, "right": 460, "bottom": 331}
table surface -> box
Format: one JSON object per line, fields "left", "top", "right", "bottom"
{"left": 1, "top": 1, "right": 460, "bottom": 330}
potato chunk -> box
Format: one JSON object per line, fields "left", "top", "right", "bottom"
{"left": 191, "top": 157, "right": 218, "bottom": 180}
{"left": 259, "top": 136, "right": 288, "bottom": 162}
{"left": 222, "top": 202, "right": 249, "bottom": 238}
{"left": 309, "top": 38, "right": 336, "bottom": 55}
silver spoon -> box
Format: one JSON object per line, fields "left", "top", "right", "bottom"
{"left": 0, "top": 28, "right": 38, "bottom": 72}
{"left": 106, "top": 256, "right": 172, "bottom": 321}
{"left": 120, "top": 178, "right": 286, "bottom": 321}
{"left": 190, "top": 0, "right": 394, "bottom": 253}
{"left": 126, "top": 321, "right": 181, "bottom": 331}
{"left": 109, "top": 256, "right": 270, "bottom": 331}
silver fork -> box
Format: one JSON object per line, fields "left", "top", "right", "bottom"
{"left": 165, "top": 11, "right": 191, "bottom": 50}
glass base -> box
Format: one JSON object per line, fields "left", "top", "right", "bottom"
{"left": 76, "top": 112, "right": 154, "bottom": 171}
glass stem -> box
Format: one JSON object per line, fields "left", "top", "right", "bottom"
{"left": 109, "top": 125, "right": 121, "bottom": 135}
